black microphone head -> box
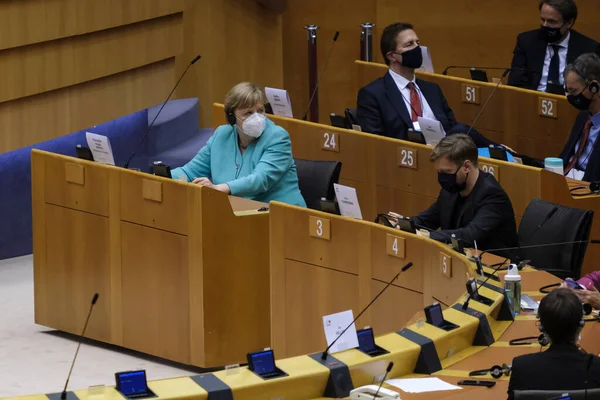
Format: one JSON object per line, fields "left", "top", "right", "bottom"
{"left": 462, "top": 298, "right": 470, "bottom": 310}
{"left": 501, "top": 68, "right": 510, "bottom": 78}
{"left": 333, "top": 31, "right": 340, "bottom": 41}
{"left": 401, "top": 262, "right": 414, "bottom": 272}
{"left": 591, "top": 239, "right": 600, "bottom": 244}
{"left": 386, "top": 361, "right": 394, "bottom": 372}
{"left": 320, "top": 351, "right": 328, "bottom": 360}
{"left": 92, "top": 293, "right": 99, "bottom": 305}
{"left": 60, "top": 391, "right": 67, "bottom": 400}
{"left": 191, "top": 55, "right": 201, "bottom": 65}
{"left": 584, "top": 303, "right": 593, "bottom": 316}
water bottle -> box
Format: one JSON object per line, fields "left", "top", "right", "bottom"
{"left": 504, "top": 264, "right": 522, "bottom": 315}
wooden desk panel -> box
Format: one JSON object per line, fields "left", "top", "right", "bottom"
{"left": 41, "top": 203, "right": 111, "bottom": 342}
{"left": 370, "top": 281, "right": 424, "bottom": 336}
{"left": 120, "top": 221, "right": 190, "bottom": 364}
{"left": 282, "top": 259, "right": 360, "bottom": 358}
{"left": 120, "top": 171, "right": 189, "bottom": 235}
{"left": 445, "top": 345, "right": 535, "bottom": 372}
{"left": 44, "top": 156, "right": 109, "bottom": 216}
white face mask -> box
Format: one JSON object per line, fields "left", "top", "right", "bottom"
{"left": 241, "top": 113, "right": 266, "bottom": 138}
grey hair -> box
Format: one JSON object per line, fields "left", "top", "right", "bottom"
{"left": 563, "top": 53, "right": 600, "bottom": 83}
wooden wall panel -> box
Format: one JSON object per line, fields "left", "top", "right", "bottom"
{"left": 178, "top": 0, "right": 284, "bottom": 127}
{"left": 282, "top": 0, "right": 600, "bottom": 124}
{"left": 0, "top": 59, "right": 175, "bottom": 153}
{"left": 0, "top": 0, "right": 184, "bottom": 50}
{"left": 281, "top": 0, "right": 376, "bottom": 123}
{"left": 0, "top": 14, "right": 182, "bottom": 104}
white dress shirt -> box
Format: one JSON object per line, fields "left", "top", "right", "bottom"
{"left": 537, "top": 32, "right": 570, "bottom": 92}
{"left": 388, "top": 69, "right": 436, "bottom": 130}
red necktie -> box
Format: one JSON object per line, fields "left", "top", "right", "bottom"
{"left": 565, "top": 119, "right": 592, "bottom": 175}
{"left": 407, "top": 82, "right": 423, "bottom": 122}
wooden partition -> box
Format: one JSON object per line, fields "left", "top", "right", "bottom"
{"left": 213, "top": 103, "right": 600, "bottom": 275}
{"left": 269, "top": 201, "right": 491, "bottom": 359}
{"left": 356, "top": 61, "right": 579, "bottom": 159}
{"left": 31, "top": 149, "right": 270, "bottom": 367}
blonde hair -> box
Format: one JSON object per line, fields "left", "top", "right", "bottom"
{"left": 224, "top": 82, "right": 268, "bottom": 117}
{"left": 429, "top": 133, "right": 479, "bottom": 167}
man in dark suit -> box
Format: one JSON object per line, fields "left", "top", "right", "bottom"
{"left": 560, "top": 53, "right": 600, "bottom": 182}
{"left": 411, "top": 134, "right": 518, "bottom": 256}
{"left": 508, "top": 0, "right": 600, "bottom": 93}
{"left": 356, "top": 22, "right": 497, "bottom": 148}
{"left": 507, "top": 288, "right": 600, "bottom": 400}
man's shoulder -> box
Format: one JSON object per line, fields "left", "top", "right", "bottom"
{"left": 516, "top": 29, "right": 540, "bottom": 43}
{"left": 512, "top": 351, "right": 544, "bottom": 369}
{"left": 360, "top": 73, "right": 388, "bottom": 94}
{"left": 570, "top": 30, "right": 600, "bottom": 49}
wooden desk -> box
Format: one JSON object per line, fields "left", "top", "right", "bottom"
{"left": 12, "top": 199, "right": 600, "bottom": 400}
{"left": 31, "top": 149, "right": 270, "bottom": 367}
{"left": 355, "top": 60, "right": 579, "bottom": 160}
{"left": 213, "top": 103, "right": 600, "bottom": 275}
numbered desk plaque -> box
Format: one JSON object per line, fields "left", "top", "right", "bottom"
{"left": 398, "top": 147, "right": 418, "bottom": 169}
{"left": 440, "top": 252, "right": 452, "bottom": 278}
{"left": 480, "top": 163, "right": 499, "bottom": 180}
{"left": 322, "top": 132, "right": 339, "bottom": 152}
{"left": 309, "top": 216, "right": 330, "bottom": 240}
{"left": 386, "top": 234, "right": 406, "bottom": 259}
{"left": 461, "top": 84, "right": 481, "bottom": 105}
{"left": 538, "top": 98, "right": 558, "bottom": 119}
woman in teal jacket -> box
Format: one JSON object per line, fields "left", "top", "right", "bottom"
{"left": 171, "top": 82, "right": 306, "bottom": 207}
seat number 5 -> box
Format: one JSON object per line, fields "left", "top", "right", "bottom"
{"left": 322, "top": 132, "right": 339, "bottom": 152}
{"left": 440, "top": 253, "right": 452, "bottom": 278}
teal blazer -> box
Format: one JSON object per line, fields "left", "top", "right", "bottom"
{"left": 171, "top": 119, "right": 306, "bottom": 207}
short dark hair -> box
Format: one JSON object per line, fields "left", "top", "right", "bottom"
{"left": 429, "top": 133, "right": 478, "bottom": 167}
{"left": 564, "top": 53, "right": 600, "bottom": 83}
{"left": 538, "top": 288, "right": 583, "bottom": 345}
{"left": 539, "top": 0, "right": 578, "bottom": 24}
{"left": 380, "top": 22, "right": 414, "bottom": 66}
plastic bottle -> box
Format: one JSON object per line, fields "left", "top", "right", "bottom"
{"left": 504, "top": 263, "right": 522, "bottom": 315}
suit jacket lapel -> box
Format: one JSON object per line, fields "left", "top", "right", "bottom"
{"left": 531, "top": 38, "right": 548, "bottom": 88}
{"left": 384, "top": 72, "right": 413, "bottom": 128}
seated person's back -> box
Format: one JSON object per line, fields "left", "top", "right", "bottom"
{"left": 411, "top": 134, "right": 518, "bottom": 256}
{"left": 171, "top": 82, "right": 306, "bottom": 207}
{"left": 508, "top": 288, "right": 600, "bottom": 399}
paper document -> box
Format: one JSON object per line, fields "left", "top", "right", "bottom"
{"left": 322, "top": 310, "right": 359, "bottom": 354}
{"left": 333, "top": 183, "right": 363, "bottom": 220}
{"left": 416, "top": 46, "right": 434, "bottom": 73}
{"left": 86, "top": 132, "right": 115, "bottom": 165}
{"left": 265, "top": 87, "right": 294, "bottom": 118}
{"left": 385, "top": 377, "right": 462, "bottom": 393}
{"left": 417, "top": 117, "right": 445, "bottom": 146}
{"left": 566, "top": 168, "right": 585, "bottom": 181}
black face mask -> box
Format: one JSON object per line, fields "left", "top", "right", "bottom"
{"left": 539, "top": 25, "right": 564, "bottom": 43}
{"left": 567, "top": 85, "right": 593, "bottom": 111}
{"left": 438, "top": 165, "right": 467, "bottom": 193}
{"left": 396, "top": 46, "right": 423, "bottom": 69}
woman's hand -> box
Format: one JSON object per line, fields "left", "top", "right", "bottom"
{"left": 192, "top": 178, "right": 230, "bottom": 194}
{"left": 576, "top": 287, "right": 600, "bottom": 310}
{"left": 192, "top": 177, "right": 213, "bottom": 186}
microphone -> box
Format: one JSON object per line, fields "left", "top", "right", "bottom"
{"left": 464, "top": 68, "right": 510, "bottom": 138}
{"left": 462, "top": 259, "right": 509, "bottom": 310}
{"left": 123, "top": 55, "right": 201, "bottom": 169}
{"left": 60, "top": 293, "right": 100, "bottom": 399}
{"left": 320, "top": 261, "right": 413, "bottom": 360}
{"left": 301, "top": 31, "right": 340, "bottom": 121}
{"left": 442, "top": 65, "right": 538, "bottom": 76}
{"left": 373, "top": 362, "right": 394, "bottom": 399}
